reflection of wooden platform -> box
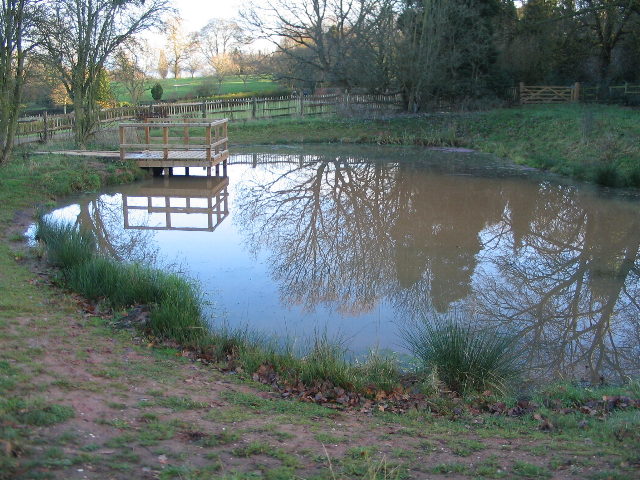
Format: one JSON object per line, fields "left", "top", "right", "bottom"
{"left": 123, "top": 176, "right": 230, "bottom": 232}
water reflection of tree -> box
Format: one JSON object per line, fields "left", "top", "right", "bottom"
{"left": 475, "top": 183, "right": 640, "bottom": 382}
{"left": 73, "top": 193, "right": 158, "bottom": 264}
{"left": 235, "top": 155, "right": 640, "bottom": 381}
{"left": 235, "top": 158, "right": 506, "bottom": 315}
{"left": 236, "top": 158, "right": 400, "bottom": 314}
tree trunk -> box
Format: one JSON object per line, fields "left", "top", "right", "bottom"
{"left": 0, "top": 0, "right": 27, "bottom": 165}
{"left": 72, "top": 87, "right": 99, "bottom": 148}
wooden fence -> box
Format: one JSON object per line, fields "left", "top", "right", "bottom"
{"left": 16, "top": 93, "right": 403, "bottom": 144}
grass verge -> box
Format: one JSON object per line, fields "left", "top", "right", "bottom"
{"left": 229, "top": 104, "right": 640, "bottom": 188}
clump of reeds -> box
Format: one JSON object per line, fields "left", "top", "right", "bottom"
{"left": 35, "top": 219, "right": 95, "bottom": 268}
{"left": 402, "top": 314, "right": 521, "bottom": 395}
{"left": 35, "top": 216, "right": 207, "bottom": 347}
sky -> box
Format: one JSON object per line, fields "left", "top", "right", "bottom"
{"left": 143, "top": 0, "right": 272, "bottom": 54}
{"left": 171, "top": 0, "right": 247, "bottom": 30}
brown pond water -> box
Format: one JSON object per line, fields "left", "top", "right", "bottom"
{"left": 42, "top": 145, "right": 640, "bottom": 383}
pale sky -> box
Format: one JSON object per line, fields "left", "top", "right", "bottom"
{"left": 170, "top": 0, "right": 247, "bottom": 30}
{"left": 143, "top": 0, "right": 272, "bottom": 54}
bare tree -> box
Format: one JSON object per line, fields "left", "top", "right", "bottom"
{"left": 183, "top": 32, "right": 202, "bottom": 78}
{"left": 113, "top": 40, "right": 150, "bottom": 105}
{"left": 37, "top": 0, "right": 170, "bottom": 147}
{"left": 232, "top": 51, "right": 264, "bottom": 86}
{"left": 157, "top": 49, "right": 169, "bottom": 79}
{"left": 242, "top": 0, "right": 393, "bottom": 89}
{"left": 165, "top": 16, "right": 198, "bottom": 79}
{"left": 198, "top": 18, "right": 247, "bottom": 60}
{"left": 0, "top": 0, "right": 39, "bottom": 164}
{"left": 209, "top": 54, "right": 237, "bottom": 92}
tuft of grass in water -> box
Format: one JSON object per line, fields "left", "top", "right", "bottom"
{"left": 36, "top": 217, "right": 208, "bottom": 347}
{"left": 35, "top": 218, "right": 95, "bottom": 268}
{"left": 402, "top": 314, "right": 521, "bottom": 395}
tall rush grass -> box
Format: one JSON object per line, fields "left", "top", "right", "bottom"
{"left": 402, "top": 314, "right": 521, "bottom": 395}
{"left": 36, "top": 217, "right": 207, "bottom": 346}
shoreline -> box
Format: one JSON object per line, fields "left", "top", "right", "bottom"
{"left": 1, "top": 120, "right": 639, "bottom": 478}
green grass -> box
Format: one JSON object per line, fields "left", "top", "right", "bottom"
{"left": 401, "top": 314, "right": 521, "bottom": 395}
{"left": 111, "top": 75, "right": 285, "bottom": 103}
{"left": 229, "top": 105, "right": 640, "bottom": 188}
{"left": 36, "top": 217, "right": 209, "bottom": 346}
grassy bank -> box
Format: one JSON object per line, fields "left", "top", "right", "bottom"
{"left": 229, "top": 104, "right": 640, "bottom": 188}
{"left": 1, "top": 141, "right": 639, "bottom": 477}
{"left": 110, "top": 75, "right": 284, "bottom": 104}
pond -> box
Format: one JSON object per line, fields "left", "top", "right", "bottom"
{"left": 42, "top": 145, "right": 640, "bottom": 383}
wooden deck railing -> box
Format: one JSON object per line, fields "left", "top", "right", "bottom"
{"left": 118, "top": 119, "right": 228, "bottom": 165}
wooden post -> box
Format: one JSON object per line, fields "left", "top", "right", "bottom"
{"left": 519, "top": 82, "right": 525, "bottom": 105}
{"left": 299, "top": 92, "right": 304, "bottom": 116}
{"left": 252, "top": 97, "right": 257, "bottom": 119}
{"left": 573, "top": 82, "right": 581, "bottom": 102}
{"left": 163, "top": 126, "right": 168, "bottom": 160}
{"left": 205, "top": 124, "right": 212, "bottom": 162}
{"left": 119, "top": 125, "right": 125, "bottom": 162}
{"left": 42, "top": 111, "right": 49, "bottom": 143}
{"left": 201, "top": 101, "right": 207, "bottom": 119}
{"left": 183, "top": 125, "right": 189, "bottom": 145}
{"left": 144, "top": 122, "right": 150, "bottom": 145}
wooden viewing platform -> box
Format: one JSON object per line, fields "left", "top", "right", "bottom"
{"left": 119, "top": 118, "right": 229, "bottom": 176}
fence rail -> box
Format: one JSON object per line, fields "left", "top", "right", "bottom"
{"left": 16, "top": 93, "right": 403, "bottom": 145}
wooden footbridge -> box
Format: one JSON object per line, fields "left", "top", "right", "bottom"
{"left": 119, "top": 118, "right": 229, "bottom": 176}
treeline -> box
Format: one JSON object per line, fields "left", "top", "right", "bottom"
{"left": 246, "top": 0, "right": 640, "bottom": 109}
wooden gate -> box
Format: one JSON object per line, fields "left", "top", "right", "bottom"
{"left": 519, "top": 83, "right": 581, "bottom": 104}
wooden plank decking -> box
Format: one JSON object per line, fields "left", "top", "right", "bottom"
{"left": 125, "top": 149, "right": 229, "bottom": 168}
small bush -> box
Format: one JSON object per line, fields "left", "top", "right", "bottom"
{"left": 195, "top": 79, "right": 218, "bottom": 97}
{"left": 150, "top": 83, "right": 163, "bottom": 101}
{"left": 402, "top": 314, "right": 521, "bottom": 395}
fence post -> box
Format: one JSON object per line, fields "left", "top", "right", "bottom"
{"left": 201, "top": 101, "right": 207, "bottom": 119}
{"left": 42, "top": 111, "right": 49, "bottom": 143}
{"left": 119, "top": 125, "right": 125, "bottom": 162}
{"left": 572, "top": 82, "right": 581, "bottom": 102}
{"left": 299, "top": 92, "right": 304, "bottom": 117}
{"left": 519, "top": 82, "right": 525, "bottom": 104}
{"left": 252, "top": 97, "right": 257, "bottom": 119}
